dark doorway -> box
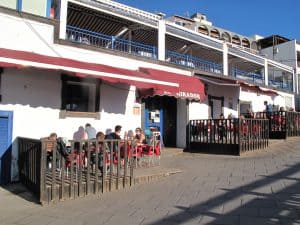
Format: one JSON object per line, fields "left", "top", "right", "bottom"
{"left": 208, "top": 95, "right": 224, "bottom": 119}
{"left": 143, "top": 96, "right": 177, "bottom": 147}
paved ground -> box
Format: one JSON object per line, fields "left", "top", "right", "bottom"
{"left": 1, "top": 138, "right": 300, "bottom": 225}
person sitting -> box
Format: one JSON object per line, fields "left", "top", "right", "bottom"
{"left": 104, "top": 125, "right": 122, "bottom": 154}
{"left": 105, "top": 125, "right": 122, "bottom": 140}
{"left": 73, "top": 126, "right": 88, "bottom": 141}
{"left": 96, "top": 131, "right": 105, "bottom": 143}
{"left": 134, "top": 127, "right": 147, "bottom": 145}
{"left": 85, "top": 123, "right": 97, "bottom": 140}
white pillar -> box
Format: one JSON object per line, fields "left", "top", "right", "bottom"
{"left": 292, "top": 69, "right": 296, "bottom": 93}
{"left": 264, "top": 59, "right": 269, "bottom": 86}
{"left": 296, "top": 69, "right": 299, "bottom": 94}
{"left": 223, "top": 43, "right": 228, "bottom": 76}
{"left": 59, "top": 0, "right": 68, "bottom": 40}
{"left": 158, "top": 20, "right": 166, "bottom": 61}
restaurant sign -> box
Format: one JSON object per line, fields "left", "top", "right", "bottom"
{"left": 176, "top": 91, "right": 201, "bottom": 100}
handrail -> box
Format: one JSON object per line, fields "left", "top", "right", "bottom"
{"left": 166, "top": 50, "right": 223, "bottom": 75}
{"left": 66, "top": 25, "right": 157, "bottom": 59}
{"left": 268, "top": 79, "right": 292, "bottom": 91}
{"left": 231, "top": 68, "right": 263, "bottom": 83}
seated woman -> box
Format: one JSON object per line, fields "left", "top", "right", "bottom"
{"left": 134, "top": 127, "right": 147, "bottom": 145}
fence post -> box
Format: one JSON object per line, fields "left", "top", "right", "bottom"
{"left": 238, "top": 119, "right": 241, "bottom": 155}
{"left": 40, "top": 141, "right": 46, "bottom": 204}
{"left": 111, "top": 36, "right": 115, "bottom": 50}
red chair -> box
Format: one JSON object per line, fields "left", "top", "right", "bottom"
{"left": 130, "top": 145, "right": 143, "bottom": 167}
{"left": 142, "top": 141, "right": 161, "bottom": 166}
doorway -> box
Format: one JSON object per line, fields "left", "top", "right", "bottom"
{"left": 0, "top": 111, "right": 13, "bottom": 184}
{"left": 143, "top": 96, "right": 177, "bottom": 147}
{"left": 209, "top": 95, "right": 224, "bottom": 119}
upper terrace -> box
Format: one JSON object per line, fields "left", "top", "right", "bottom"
{"left": 0, "top": 0, "right": 294, "bottom": 92}
{"left": 59, "top": 0, "right": 295, "bottom": 92}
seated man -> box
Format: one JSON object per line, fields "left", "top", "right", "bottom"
{"left": 105, "top": 125, "right": 122, "bottom": 140}
{"left": 105, "top": 125, "right": 122, "bottom": 152}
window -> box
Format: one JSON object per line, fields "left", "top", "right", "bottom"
{"left": 61, "top": 75, "right": 100, "bottom": 112}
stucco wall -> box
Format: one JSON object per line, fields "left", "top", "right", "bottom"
{"left": 207, "top": 84, "right": 240, "bottom": 118}
{"left": 0, "top": 68, "right": 141, "bottom": 181}
{"left": 239, "top": 89, "right": 295, "bottom": 112}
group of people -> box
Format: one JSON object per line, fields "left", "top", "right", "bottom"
{"left": 43, "top": 124, "right": 151, "bottom": 170}
{"left": 71, "top": 124, "right": 147, "bottom": 146}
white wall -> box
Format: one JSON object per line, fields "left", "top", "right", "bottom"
{"left": 239, "top": 88, "right": 295, "bottom": 112}
{"left": 207, "top": 84, "right": 240, "bottom": 118}
{"left": 0, "top": 13, "right": 192, "bottom": 76}
{"left": 189, "top": 102, "right": 209, "bottom": 120}
{"left": 261, "top": 40, "right": 297, "bottom": 68}
{"left": 0, "top": 68, "right": 141, "bottom": 181}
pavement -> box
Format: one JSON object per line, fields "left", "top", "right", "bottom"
{"left": 1, "top": 138, "right": 300, "bottom": 225}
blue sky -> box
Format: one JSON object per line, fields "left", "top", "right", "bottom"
{"left": 116, "top": 0, "right": 300, "bottom": 40}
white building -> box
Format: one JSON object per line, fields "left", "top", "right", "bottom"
{"left": 0, "top": 0, "right": 297, "bottom": 183}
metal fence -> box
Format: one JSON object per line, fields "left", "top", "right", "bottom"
{"left": 188, "top": 118, "right": 269, "bottom": 155}
{"left": 253, "top": 111, "right": 300, "bottom": 139}
{"left": 231, "top": 68, "right": 264, "bottom": 84}
{"left": 18, "top": 136, "right": 161, "bottom": 205}
{"left": 268, "top": 80, "right": 293, "bottom": 92}
{"left": 66, "top": 26, "right": 157, "bottom": 59}
{"left": 166, "top": 50, "right": 223, "bottom": 75}
{"left": 18, "top": 137, "right": 42, "bottom": 198}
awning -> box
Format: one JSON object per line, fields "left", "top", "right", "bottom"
{"left": 197, "top": 75, "right": 278, "bottom": 96}
{"left": 0, "top": 48, "right": 178, "bottom": 91}
{"left": 0, "top": 48, "right": 206, "bottom": 101}
{"left": 139, "top": 68, "right": 206, "bottom": 101}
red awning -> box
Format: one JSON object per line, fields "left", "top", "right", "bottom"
{"left": 139, "top": 68, "right": 206, "bottom": 101}
{"left": 0, "top": 48, "right": 178, "bottom": 91}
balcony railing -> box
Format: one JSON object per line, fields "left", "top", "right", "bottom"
{"left": 66, "top": 26, "right": 157, "bottom": 59}
{"left": 166, "top": 51, "right": 223, "bottom": 75}
{"left": 231, "top": 68, "right": 264, "bottom": 84}
{"left": 268, "top": 79, "right": 293, "bottom": 91}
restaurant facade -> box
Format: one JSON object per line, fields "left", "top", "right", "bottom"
{"left": 0, "top": 1, "right": 296, "bottom": 183}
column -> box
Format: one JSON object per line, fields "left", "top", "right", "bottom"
{"left": 158, "top": 20, "right": 166, "bottom": 61}
{"left": 292, "top": 69, "right": 296, "bottom": 93}
{"left": 59, "top": 0, "right": 68, "bottom": 39}
{"left": 223, "top": 43, "right": 228, "bottom": 76}
{"left": 264, "top": 59, "right": 269, "bottom": 86}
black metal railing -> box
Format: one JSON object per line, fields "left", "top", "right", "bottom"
{"left": 188, "top": 118, "right": 269, "bottom": 155}
{"left": 18, "top": 137, "right": 42, "bottom": 198}
{"left": 251, "top": 111, "right": 300, "bottom": 139}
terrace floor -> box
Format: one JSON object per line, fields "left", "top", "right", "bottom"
{"left": 1, "top": 139, "right": 300, "bottom": 225}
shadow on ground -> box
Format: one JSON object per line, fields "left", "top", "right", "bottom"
{"left": 0, "top": 182, "right": 39, "bottom": 204}
{"left": 146, "top": 160, "right": 300, "bottom": 225}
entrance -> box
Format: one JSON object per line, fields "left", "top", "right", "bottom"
{"left": 209, "top": 95, "right": 224, "bottom": 119}
{"left": 0, "top": 111, "right": 13, "bottom": 184}
{"left": 143, "top": 96, "right": 177, "bottom": 147}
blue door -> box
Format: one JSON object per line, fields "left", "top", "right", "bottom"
{"left": 0, "top": 111, "right": 13, "bottom": 184}
{"left": 144, "top": 108, "right": 163, "bottom": 137}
